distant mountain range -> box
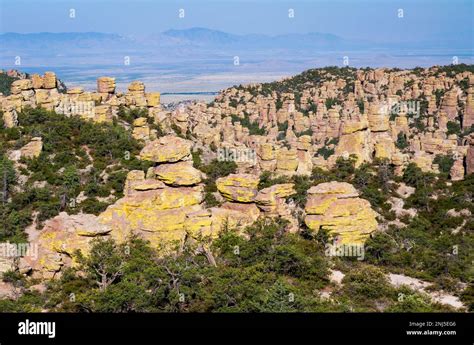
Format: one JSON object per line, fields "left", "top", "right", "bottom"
{"left": 1, "top": 27, "right": 471, "bottom": 54}
{"left": 1, "top": 28, "right": 471, "bottom": 95}
{"left": 0, "top": 28, "right": 369, "bottom": 52}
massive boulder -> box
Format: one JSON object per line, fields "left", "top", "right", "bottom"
{"left": 97, "top": 77, "right": 116, "bottom": 94}
{"left": 216, "top": 173, "right": 259, "bottom": 202}
{"left": 154, "top": 161, "right": 203, "bottom": 186}
{"left": 23, "top": 213, "right": 111, "bottom": 278}
{"left": 43, "top": 72, "right": 57, "bottom": 89}
{"left": 140, "top": 135, "right": 192, "bottom": 163}
{"left": 304, "top": 182, "right": 378, "bottom": 244}
{"left": 255, "top": 183, "right": 295, "bottom": 214}
{"left": 98, "top": 182, "right": 205, "bottom": 248}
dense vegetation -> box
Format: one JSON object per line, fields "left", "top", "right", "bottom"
{"left": 0, "top": 218, "right": 456, "bottom": 312}
{"left": 1, "top": 63, "right": 473, "bottom": 312}
{"left": 0, "top": 73, "right": 19, "bottom": 96}
{"left": 257, "top": 156, "right": 473, "bottom": 299}
{"left": 0, "top": 107, "right": 150, "bottom": 242}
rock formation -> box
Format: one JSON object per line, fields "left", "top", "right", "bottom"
{"left": 304, "top": 182, "right": 378, "bottom": 244}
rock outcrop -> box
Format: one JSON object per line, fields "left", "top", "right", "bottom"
{"left": 19, "top": 137, "right": 43, "bottom": 159}
{"left": 140, "top": 135, "right": 192, "bottom": 163}
{"left": 24, "top": 213, "right": 111, "bottom": 278}
{"left": 216, "top": 174, "right": 259, "bottom": 202}
{"left": 304, "top": 182, "right": 378, "bottom": 244}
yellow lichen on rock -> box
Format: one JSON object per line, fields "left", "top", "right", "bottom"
{"left": 146, "top": 92, "right": 161, "bottom": 107}
{"left": 255, "top": 183, "right": 295, "bottom": 213}
{"left": 334, "top": 130, "right": 371, "bottom": 167}
{"left": 276, "top": 148, "right": 299, "bottom": 173}
{"left": 140, "top": 135, "right": 192, "bottom": 163}
{"left": 154, "top": 161, "right": 203, "bottom": 186}
{"left": 216, "top": 173, "right": 259, "bottom": 202}
{"left": 304, "top": 182, "right": 377, "bottom": 244}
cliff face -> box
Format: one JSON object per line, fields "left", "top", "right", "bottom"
{"left": 1, "top": 65, "right": 473, "bottom": 278}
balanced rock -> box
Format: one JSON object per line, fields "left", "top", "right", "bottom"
{"left": 304, "top": 182, "right": 377, "bottom": 244}
{"left": 97, "top": 77, "right": 116, "bottom": 93}
{"left": 43, "top": 72, "right": 57, "bottom": 89}
{"left": 140, "top": 135, "right": 192, "bottom": 163}
{"left": 154, "top": 161, "right": 203, "bottom": 186}
{"left": 255, "top": 183, "right": 295, "bottom": 213}
{"left": 216, "top": 173, "right": 259, "bottom": 202}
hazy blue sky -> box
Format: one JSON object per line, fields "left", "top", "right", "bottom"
{"left": 0, "top": 0, "right": 472, "bottom": 43}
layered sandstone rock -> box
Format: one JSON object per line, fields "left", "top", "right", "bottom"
{"left": 2, "top": 110, "right": 18, "bottom": 128}
{"left": 146, "top": 92, "right": 161, "bottom": 107}
{"left": 463, "top": 77, "right": 474, "bottom": 130}
{"left": 276, "top": 148, "right": 298, "bottom": 174}
{"left": 11, "top": 79, "right": 33, "bottom": 94}
{"left": 132, "top": 117, "right": 151, "bottom": 141}
{"left": 154, "top": 161, "right": 203, "bottom": 186}
{"left": 216, "top": 173, "right": 259, "bottom": 202}
{"left": 304, "top": 182, "right": 378, "bottom": 244}
{"left": 450, "top": 159, "right": 465, "bottom": 181}
{"left": 334, "top": 127, "right": 371, "bottom": 166}
{"left": 100, "top": 186, "right": 205, "bottom": 245}
{"left": 140, "top": 135, "right": 192, "bottom": 163}
{"left": 255, "top": 183, "right": 295, "bottom": 214}
{"left": 43, "top": 72, "right": 57, "bottom": 89}
{"left": 24, "top": 213, "right": 111, "bottom": 278}
{"left": 97, "top": 77, "right": 116, "bottom": 94}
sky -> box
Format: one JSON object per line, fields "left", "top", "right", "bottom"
{"left": 0, "top": 0, "right": 473, "bottom": 44}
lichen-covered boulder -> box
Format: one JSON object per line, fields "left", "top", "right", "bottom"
{"left": 304, "top": 182, "right": 377, "bottom": 244}
{"left": 154, "top": 161, "right": 203, "bottom": 186}
{"left": 255, "top": 183, "right": 295, "bottom": 213}
{"left": 23, "top": 213, "right": 111, "bottom": 278}
{"left": 139, "top": 135, "right": 192, "bottom": 163}
{"left": 216, "top": 173, "right": 259, "bottom": 202}
{"left": 99, "top": 185, "right": 204, "bottom": 243}
{"left": 276, "top": 148, "right": 299, "bottom": 173}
